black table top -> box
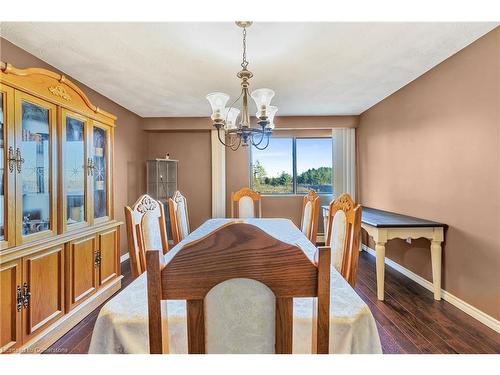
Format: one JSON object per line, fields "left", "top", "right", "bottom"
{"left": 321, "top": 205, "right": 447, "bottom": 228}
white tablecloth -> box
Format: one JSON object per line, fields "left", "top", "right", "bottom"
{"left": 89, "top": 219, "right": 382, "bottom": 354}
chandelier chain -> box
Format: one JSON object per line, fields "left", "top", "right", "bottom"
{"left": 207, "top": 22, "right": 274, "bottom": 151}
{"left": 241, "top": 27, "right": 248, "bottom": 69}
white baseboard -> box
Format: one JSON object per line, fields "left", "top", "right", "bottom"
{"left": 120, "top": 253, "right": 129, "bottom": 263}
{"left": 361, "top": 244, "right": 500, "bottom": 333}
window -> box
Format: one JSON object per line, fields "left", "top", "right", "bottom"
{"left": 251, "top": 138, "right": 293, "bottom": 194}
{"left": 251, "top": 137, "right": 332, "bottom": 194}
{"left": 296, "top": 138, "right": 333, "bottom": 194}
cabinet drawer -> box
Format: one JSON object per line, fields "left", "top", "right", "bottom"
{"left": 22, "top": 245, "right": 65, "bottom": 342}
{"left": 0, "top": 259, "right": 22, "bottom": 353}
{"left": 97, "top": 228, "right": 119, "bottom": 286}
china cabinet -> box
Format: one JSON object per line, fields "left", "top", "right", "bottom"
{"left": 146, "top": 158, "right": 178, "bottom": 239}
{"left": 0, "top": 63, "right": 122, "bottom": 354}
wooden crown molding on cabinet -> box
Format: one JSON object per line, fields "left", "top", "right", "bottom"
{"left": 0, "top": 62, "right": 117, "bottom": 124}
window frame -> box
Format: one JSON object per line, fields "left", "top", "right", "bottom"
{"left": 249, "top": 136, "right": 333, "bottom": 196}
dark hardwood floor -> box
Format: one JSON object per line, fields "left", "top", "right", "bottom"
{"left": 354, "top": 252, "right": 499, "bottom": 354}
{"left": 44, "top": 251, "right": 500, "bottom": 354}
{"left": 43, "top": 260, "right": 135, "bottom": 354}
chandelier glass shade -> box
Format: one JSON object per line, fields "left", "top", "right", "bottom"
{"left": 206, "top": 22, "right": 276, "bottom": 150}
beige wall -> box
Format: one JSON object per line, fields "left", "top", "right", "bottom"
{"left": 145, "top": 131, "right": 212, "bottom": 230}
{"left": 358, "top": 28, "right": 500, "bottom": 319}
{"left": 1, "top": 38, "right": 146, "bottom": 256}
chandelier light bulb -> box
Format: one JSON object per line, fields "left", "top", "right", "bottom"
{"left": 206, "top": 92, "right": 230, "bottom": 120}
{"left": 265, "top": 106, "right": 278, "bottom": 129}
{"left": 223, "top": 107, "right": 240, "bottom": 130}
{"left": 251, "top": 88, "right": 275, "bottom": 118}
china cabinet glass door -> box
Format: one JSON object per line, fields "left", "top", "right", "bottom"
{"left": 92, "top": 123, "right": 110, "bottom": 222}
{"left": 15, "top": 92, "right": 57, "bottom": 242}
{"left": 61, "top": 109, "right": 89, "bottom": 231}
{"left": 0, "top": 86, "right": 15, "bottom": 250}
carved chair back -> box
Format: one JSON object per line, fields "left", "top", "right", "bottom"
{"left": 124, "top": 194, "right": 169, "bottom": 278}
{"left": 168, "top": 191, "right": 190, "bottom": 245}
{"left": 230, "top": 188, "right": 262, "bottom": 218}
{"left": 146, "top": 222, "right": 331, "bottom": 354}
{"left": 300, "top": 190, "right": 320, "bottom": 243}
{"left": 325, "top": 193, "right": 362, "bottom": 287}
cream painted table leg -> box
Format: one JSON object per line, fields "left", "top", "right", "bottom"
{"left": 430, "top": 227, "right": 444, "bottom": 300}
{"left": 430, "top": 241, "right": 442, "bottom": 300}
{"left": 375, "top": 241, "right": 387, "bottom": 300}
{"left": 362, "top": 224, "right": 388, "bottom": 301}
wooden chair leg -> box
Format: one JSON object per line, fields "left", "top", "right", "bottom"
{"left": 187, "top": 299, "right": 205, "bottom": 354}
{"left": 315, "top": 246, "right": 331, "bottom": 354}
{"left": 146, "top": 250, "right": 163, "bottom": 354}
{"left": 275, "top": 297, "right": 293, "bottom": 354}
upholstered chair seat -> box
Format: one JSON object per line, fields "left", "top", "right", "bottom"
{"left": 330, "top": 210, "right": 347, "bottom": 271}
{"left": 205, "top": 278, "right": 275, "bottom": 353}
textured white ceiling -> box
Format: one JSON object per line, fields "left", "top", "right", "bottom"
{"left": 0, "top": 22, "right": 497, "bottom": 117}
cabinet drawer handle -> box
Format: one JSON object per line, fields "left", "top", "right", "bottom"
{"left": 94, "top": 250, "right": 101, "bottom": 267}
{"left": 16, "top": 285, "right": 23, "bottom": 312}
{"left": 7, "top": 147, "right": 16, "bottom": 173}
{"left": 15, "top": 148, "right": 24, "bottom": 173}
{"left": 87, "top": 158, "right": 95, "bottom": 176}
{"left": 22, "top": 283, "right": 30, "bottom": 309}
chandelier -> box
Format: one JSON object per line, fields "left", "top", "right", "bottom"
{"left": 206, "top": 21, "right": 277, "bottom": 151}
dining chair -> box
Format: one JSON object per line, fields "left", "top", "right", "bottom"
{"left": 168, "top": 190, "right": 190, "bottom": 245}
{"left": 300, "top": 190, "right": 320, "bottom": 243}
{"left": 146, "top": 222, "right": 331, "bottom": 354}
{"left": 124, "top": 194, "right": 169, "bottom": 278}
{"left": 325, "top": 193, "right": 362, "bottom": 288}
{"left": 230, "top": 187, "right": 262, "bottom": 218}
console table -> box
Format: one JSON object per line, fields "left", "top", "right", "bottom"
{"left": 322, "top": 206, "right": 447, "bottom": 301}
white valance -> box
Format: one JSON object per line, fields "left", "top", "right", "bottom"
{"left": 332, "top": 128, "right": 356, "bottom": 201}
{"left": 211, "top": 130, "right": 226, "bottom": 218}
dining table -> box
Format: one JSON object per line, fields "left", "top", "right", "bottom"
{"left": 88, "top": 218, "right": 382, "bottom": 354}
